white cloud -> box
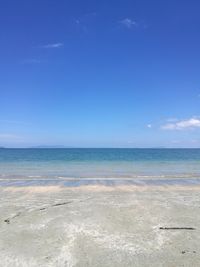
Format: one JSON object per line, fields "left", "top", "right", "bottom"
{"left": 161, "top": 118, "right": 200, "bottom": 130}
{"left": 120, "top": 18, "right": 137, "bottom": 29}
{"left": 147, "top": 124, "right": 152, "bottom": 128}
{"left": 41, "top": 43, "right": 64, "bottom": 49}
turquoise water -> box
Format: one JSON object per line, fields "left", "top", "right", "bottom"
{"left": 0, "top": 148, "right": 200, "bottom": 179}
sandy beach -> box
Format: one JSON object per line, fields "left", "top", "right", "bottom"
{"left": 1, "top": 183, "right": 200, "bottom": 267}
{"left": 2, "top": 0, "right": 200, "bottom": 265}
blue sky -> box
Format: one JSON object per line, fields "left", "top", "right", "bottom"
{"left": 1, "top": 0, "right": 200, "bottom": 148}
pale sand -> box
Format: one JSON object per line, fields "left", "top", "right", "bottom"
{"left": 0, "top": 184, "right": 200, "bottom": 266}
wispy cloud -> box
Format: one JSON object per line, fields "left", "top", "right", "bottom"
{"left": 120, "top": 18, "right": 137, "bottom": 29}
{"left": 73, "top": 12, "right": 97, "bottom": 34}
{"left": 147, "top": 124, "right": 152, "bottom": 128}
{"left": 74, "top": 19, "right": 88, "bottom": 34}
{"left": 0, "top": 134, "right": 21, "bottom": 140}
{"left": 0, "top": 120, "right": 31, "bottom": 126}
{"left": 161, "top": 117, "right": 200, "bottom": 130}
{"left": 171, "top": 140, "right": 181, "bottom": 144}
{"left": 40, "top": 43, "right": 64, "bottom": 49}
{"left": 170, "top": 139, "right": 200, "bottom": 148}
{"left": 21, "top": 59, "right": 41, "bottom": 64}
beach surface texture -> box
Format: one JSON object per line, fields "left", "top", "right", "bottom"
{"left": 0, "top": 182, "right": 200, "bottom": 267}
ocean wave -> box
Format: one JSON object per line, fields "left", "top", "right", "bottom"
{"left": 0, "top": 173, "right": 200, "bottom": 180}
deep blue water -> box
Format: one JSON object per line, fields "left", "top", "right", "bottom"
{"left": 0, "top": 148, "right": 200, "bottom": 179}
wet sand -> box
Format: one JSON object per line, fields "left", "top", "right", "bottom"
{"left": 0, "top": 182, "right": 200, "bottom": 266}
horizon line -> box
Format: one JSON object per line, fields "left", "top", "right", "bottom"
{"left": 1, "top": 147, "right": 200, "bottom": 149}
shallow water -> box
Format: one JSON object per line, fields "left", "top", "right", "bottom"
{"left": 1, "top": 178, "right": 200, "bottom": 187}
{"left": 0, "top": 148, "right": 200, "bottom": 179}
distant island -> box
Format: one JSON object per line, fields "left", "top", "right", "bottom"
{"left": 30, "top": 145, "right": 72, "bottom": 149}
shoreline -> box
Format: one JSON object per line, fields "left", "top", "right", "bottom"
{"left": 1, "top": 177, "right": 200, "bottom": 188}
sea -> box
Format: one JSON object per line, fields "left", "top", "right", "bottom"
{"left": 0, "top": 148, "right": 200, "bottom": 186}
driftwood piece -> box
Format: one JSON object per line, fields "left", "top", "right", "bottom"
{"left": 159, "top": 227, "right": 195, "bottom": 230}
